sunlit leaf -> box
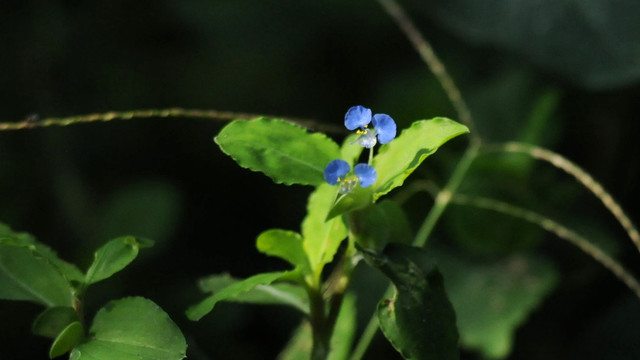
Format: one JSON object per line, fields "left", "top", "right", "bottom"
{"left": 256, "top": 229, "right": 312, "bottom": 276}
{"left": 84, "top": 236, "right": 154, "bottom": 285}
{"left": 372, "top": 118, "right": 468, "bottom": 200}
{"left": 187, "top": 271, "right": 294, "bottom": 321}
{"left": 302, "top": 184, "right": 348, "bottom": 274}
{"left": 70, "top": 297, "right": 186, "bottom": 360}
{"left": 215, "top": 118, "right": 341, "bottom": 186}
{"left": 340, "top": 133, "right": 365, "bottom": 166}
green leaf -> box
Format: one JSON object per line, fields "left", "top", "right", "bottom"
{"left": 214, "top": 118, "right": 341, "bottom": 186}
{"left": 0, "top": 243, "right": 73, "bottom": 307}
{"left": 301, "top": 183, "right": 348, "bottom": 274}
{"left": 198, "top": 273, "right": 309, "bottom": 314}
{"left": 340, "top": 133, "right": 365, "bottom": 166}
{"left": 70, "top": 297, "right": 186, "bottom": 360}
{"left": 326, "top": 186, "right": 373, "bottom": 221}
{"left": 350, "top": 200, "right": 412, "bottom": 252}
{"left": 85, "top": 236, "right": 154, "bottom": 285}
{"left": 33, "top": 306, "right": 79, "bottom": 338}
{"left": 187, "top": 271, "right": 293, "bottom": 321}
{"left": 50, "top": 321, "right": 83, "bottom": 359}
{"left": 277, "top": 294, "right": 357, "bottom": 360}
{"left": 256, "top": 229, "right": 312, "bottom": 276}
{"left": 434, "top": 252, "right": 559, "bottom": 358}
{"left": 363, "top": 244, "right": 459, "bottom": 360}
{"left": 372, "top": 118, "right": 469, "bottom": 200}
{"left": 0, "top": 223, "right": 84, "bottom": 283}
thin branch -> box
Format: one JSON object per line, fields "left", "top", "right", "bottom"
{"left": 377, "top": 0, "right": 479, "bottom": 144}
{"left": 484, "top": 141, "right": 640, "bottom": 256}
{"left": 0, "top": 108, "right": 344, "bottom": 134}
{"left": 451, "top": 193, "right": 640, "bottom": 299}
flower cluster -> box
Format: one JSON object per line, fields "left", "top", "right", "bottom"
{"left": 324, "top": 105, "right": 397, "bottom": 194}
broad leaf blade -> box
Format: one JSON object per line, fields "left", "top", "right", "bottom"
{"left": 0, "top": 223, "right": 83, "bottom": 283}
{"left": 49, "top": 321, "right": 83, "bottom": 359}
{"left": 33, "top": 306, "right": 79, "bottom": 338}
{"left": 198, "top": 273, "right": 309, "bottom": 314}
{"left": 215, "top": 118, "right": 341, "bottom": 186}
{"left": 372, "top": 118, "right": 469, "bottom": 200}
{"left": 187, "top": 271, "right": 293, "bottom": 320}
{"left": 0, "top": 243, "right": 73, "bottom": 307}
{"left": 302, "top": 183, "right": 348, "bottom": 274}
{"left": 350, "top": 200, "right": 412, "bottom": 252}
{"left": 364, "top": 244, "right": 459, "bottom": 360}
{"left": 256, "top": 229, "right": 312, "bottom": 276}
{"left": 85, "top": 236, "right": 153, "bottom": 285}
{"left": 70, "top": 297, "right": 186, "bottom": 360}
{"left": 435, "top": 252, "right": 558, "bottom": 358}
{"left": 340, "top": 133, "right": 364, "bottom": 166}
{"left": 325, "top": 186, "right": 373, "bottom": 221}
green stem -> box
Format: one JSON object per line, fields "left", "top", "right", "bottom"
{"left": 350, "top": 145, "right": 478, "bottom": 360}
{"left": 413, "top": 144, "right": 479, "bottom": 247}
{"left": 309, "top": 287, "right": 330, "bottom": 360}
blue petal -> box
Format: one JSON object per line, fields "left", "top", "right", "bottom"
{"left": 344, "top": 106, "right": 372, "bottom": 130}
{"left": 372, "top": 114, "right": 397, "bottom": 144}
{"left": 354, "top": 164, "right": 377, "bottom": 188}
{"left": 324, "top": 159, "right": 351, "bottom": 185}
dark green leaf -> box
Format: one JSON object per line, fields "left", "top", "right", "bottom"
{"left": 33, "top": 307, "right": 79, "bottom": 338}
{"left": 84, "top": 236, "right": 154, "bottom": 285}
{"left": 187, "top": 271, "right": 293, "bottom": 321}
{"left": 350, "top": 200, "right": 412, "bottom": 252}
{"left": 49, "top": 321, "right": 83, "bottom": 359}
{"left": 198, "top": 273, "right": 308, "bottom": 314}
{"left": 363, "top": 244, "right": 459, "bottom": 360}
{"left": 70, "top": 297, "right": 186, "bottom": 360}
{"left": 302, "top": 183, "right": 348, "bottom": 275}
{"left": 0, "top": 243, "right": 73, "bottom": 307}
{"left": 256, "top": 229, "right": 312, "bottom": 276}
{"left": 372, "top": 118, "right": 469, "bottom": 200}
{"left": 435, "top": 252, "right": 559, "bottom": 358}
{"left": 214, "top": 118, "right": 341, "bottom": 186}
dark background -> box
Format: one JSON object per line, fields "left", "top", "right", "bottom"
{"left": 1, "top": 0, "right": 640, "bottom": 359}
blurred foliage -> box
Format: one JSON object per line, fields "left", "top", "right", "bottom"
{"left": 412, "top": 0, "right": 640, "bottom": 89}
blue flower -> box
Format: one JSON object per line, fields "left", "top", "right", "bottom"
{"left": 324, "top": 159, "right": 351, "bottom": 185}
{"left": 324, "top": 159, "right": 377, "bottom": 194}
{"left": 354, "top": 164, "right": 377, "bottom": 187}
{"left": 344, "top": 105, "right": 397, "bottom": 148}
